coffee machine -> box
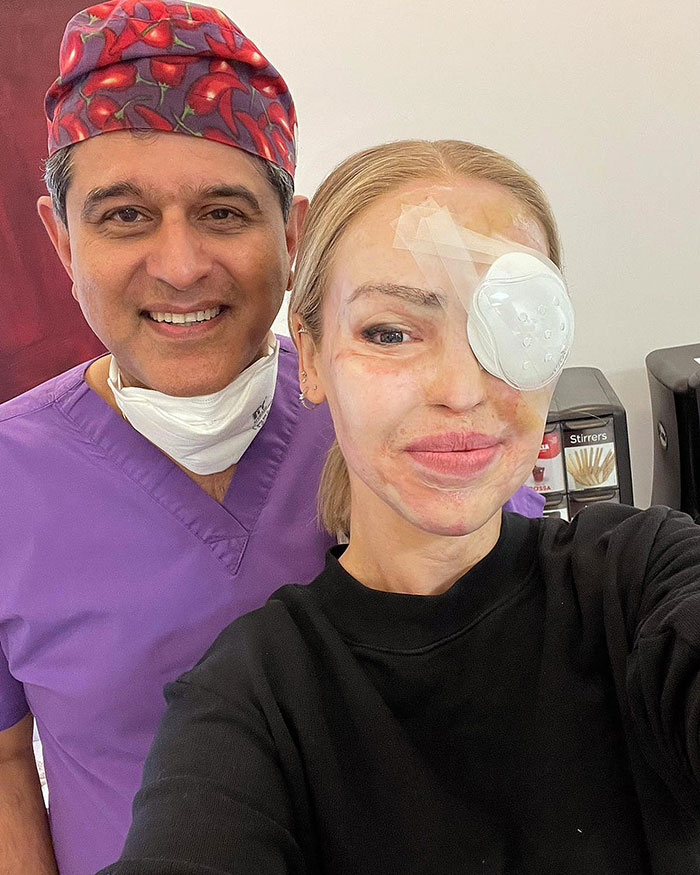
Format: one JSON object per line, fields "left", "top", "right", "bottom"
{"left": 525, "top": 367, "right": 634, "bottom": 520}
{"left": 646, "top": 343, "right": 700, "bottom": 520}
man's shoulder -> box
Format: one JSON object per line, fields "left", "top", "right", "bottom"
{"left": 176, "top": 588, "right": 308, "bottom": 682}
{"left": 276, "top": 333, "right": 298, "bottom": 376}
{"left": 277, "top": 333, "right": 296, "bottom": 355}
{"left": 0, "top": 360, "right": 91, "bottom": 427}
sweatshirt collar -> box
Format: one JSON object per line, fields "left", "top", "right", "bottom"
{"left": 309, "top": 512, "right": 538, "bottom": 652}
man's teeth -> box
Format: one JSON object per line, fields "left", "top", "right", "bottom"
{"left": 148, "top": 307, "right": 222, "bottom": 324}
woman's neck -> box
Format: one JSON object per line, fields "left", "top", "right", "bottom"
{"left": 339, "top": 481, "right": 502, "bottom": 596}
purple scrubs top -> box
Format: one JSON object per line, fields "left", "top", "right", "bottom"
{"left": 0, "top": 335, "right": 542, "bottom": 875}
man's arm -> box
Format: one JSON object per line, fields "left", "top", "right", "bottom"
{"left": 0, "top": 713, "right": 58, "bottom": 875}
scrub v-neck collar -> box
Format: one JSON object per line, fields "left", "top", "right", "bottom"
{"left": 55, "top": 346, "right": 300, "bottom": 577}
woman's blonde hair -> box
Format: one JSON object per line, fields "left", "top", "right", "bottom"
{"left": 289, "top": 139, "right": 561, "bottom": 538}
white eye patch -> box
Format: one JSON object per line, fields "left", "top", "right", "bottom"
{"left": 392, "top": 200, "right": 575, "bottom": 391}
{"left": 468, "top": 252, "right": 574, "bottom": 391}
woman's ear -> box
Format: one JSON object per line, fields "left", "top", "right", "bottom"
{"left": 291, "top": 314, "right": 326, "bottom": 405}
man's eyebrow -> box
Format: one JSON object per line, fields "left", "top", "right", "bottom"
{"left": 348, "top": 282, "right": 446, "bottom": 307}
{"left": 196, "top": 185, "right": 262, "bottom": 214}
{"left": 80, "top": 182, "right": 263, "bottom": 220}
{"left": 81, "top": 183, "right": 144, "bottom": 219}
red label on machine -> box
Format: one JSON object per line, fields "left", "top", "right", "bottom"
{"left": 526, "top": 426, "right": 566, "bottom": 493}
{"left": 538, "top": 430, "right": 561, "bottom": 460}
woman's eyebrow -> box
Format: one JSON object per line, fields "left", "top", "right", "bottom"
{"left": 348, "top": 282, "right": 445, "bottom": 307}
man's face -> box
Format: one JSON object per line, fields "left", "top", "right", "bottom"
{"left": 40, "top": 131, "right": 303, "bottom": 396}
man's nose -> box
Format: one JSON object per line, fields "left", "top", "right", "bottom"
{"left": 424, "top": 333, "right": 488, "bottom": 412}
{"left": 145, "top": 217, "right": 213, "bottom": 290}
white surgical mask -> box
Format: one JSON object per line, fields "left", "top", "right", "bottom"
{"left": 107, "top": 335, "right": 280, "bottom": 475}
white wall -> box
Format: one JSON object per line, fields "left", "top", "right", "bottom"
{"left": 222, "top": 0, "right": 700, "bottom": 507}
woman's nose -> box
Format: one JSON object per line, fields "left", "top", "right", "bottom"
{"left": 145, "top": 217, "right": 213, "bottom": 290}
{"left": 424, "top": 334, "right": 488, "bottom": 412}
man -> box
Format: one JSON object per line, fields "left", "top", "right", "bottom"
{"left": 0, "top": 2, "right": 543, "bottom": 873}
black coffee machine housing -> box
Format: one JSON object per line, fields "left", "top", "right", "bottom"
{"left": 646, "top": 342, "right": 700, "bottom": 521}
{"left": 525, "top": 367, "right": 634, "bottom": 520}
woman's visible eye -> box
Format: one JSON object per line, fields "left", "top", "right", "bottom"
{"left": 362, "top": 325, "right": 411, "bottom": 345}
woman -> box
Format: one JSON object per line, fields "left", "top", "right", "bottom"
{"left": 101, "top": 141, "right": 700, "bottom": 875}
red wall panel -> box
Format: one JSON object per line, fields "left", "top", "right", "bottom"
{"left": 0, "top": 0, "right": 105, "bottom": 404}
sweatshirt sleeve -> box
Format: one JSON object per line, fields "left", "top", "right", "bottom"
{"left": 611, "top": 507, "right": 700, "bottom": 805}
{"left": 97, "top": 612, "right": 308, "bottom": 875}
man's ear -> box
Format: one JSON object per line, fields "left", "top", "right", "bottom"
{"left": 284, "top": 195, "right": 309, "bottom": 290}
{"left": 37, "top": 196, "right": 74, "bottom": 290}
{"left": 290, "top": 313, "right": 326, "bottom": 405}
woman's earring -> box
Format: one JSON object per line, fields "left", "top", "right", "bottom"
{"left": 298, "top": 385, "right": 319, "bottom": 410}
{"left": 298, "top": 328, "right": 315, "bottom": 407}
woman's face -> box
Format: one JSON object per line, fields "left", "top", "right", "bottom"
{"left": 307, "top": 178, "right": 555, "bottom": 536}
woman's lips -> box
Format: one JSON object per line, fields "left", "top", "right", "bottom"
{"left": 404, "top": 432, "right": 501, "bottom": 478}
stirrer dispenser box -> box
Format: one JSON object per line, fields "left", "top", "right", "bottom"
{"left": 524, "top": 367, "right": 634, "bottom": 520}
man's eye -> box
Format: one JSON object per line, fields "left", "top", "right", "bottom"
{"left": 205, "top": 208, "right": 244, "bottom": 221}
{"left": 362, "top": 326, "right": 410, "bottom": 345}
{"left": 107, "top": 207, "right": 143, "bottom": 224}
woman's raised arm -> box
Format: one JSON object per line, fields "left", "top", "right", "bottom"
{"left": 98, "top": 612, "right": 310, "bottom": 875}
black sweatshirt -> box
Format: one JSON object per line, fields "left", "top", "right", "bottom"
{"left": 101, "top": 505, "right": 700, "bottom": 874}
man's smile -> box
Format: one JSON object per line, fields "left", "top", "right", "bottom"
{"left": 145, "top": 305, "right": 224, "bottom": 324}
{"left": 140, "top": 304, "right": 228, "bottom": 337}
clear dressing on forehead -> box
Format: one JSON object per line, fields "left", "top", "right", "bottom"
{"left": 392, "top": 198, "right": 575, "bottom": 392}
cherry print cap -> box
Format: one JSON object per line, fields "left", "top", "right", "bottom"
{"left": 45, "top": 0, "right": 297, "bottom": 176}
